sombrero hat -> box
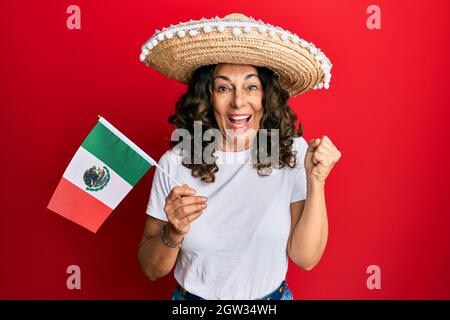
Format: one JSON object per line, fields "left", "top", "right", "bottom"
{"left": 139, "top": 13, "right": 332, "bottom": 97}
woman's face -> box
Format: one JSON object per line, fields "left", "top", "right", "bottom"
{"left": 212, "top": 63, "right": 264, "bottom": 151}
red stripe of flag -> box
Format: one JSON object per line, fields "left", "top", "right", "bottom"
{"left": 47, "top": 177, "right": 113, "bottom": 233}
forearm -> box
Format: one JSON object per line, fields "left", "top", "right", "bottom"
{"left": 290, "top": 179, "right": 328, "bottom": 269}
{"left": 138, "top": 226, "right": 183, "bottom": 281}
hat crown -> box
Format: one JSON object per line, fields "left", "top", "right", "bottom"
{"left": 223, "top": 13, "right": 249, "bottom": 21}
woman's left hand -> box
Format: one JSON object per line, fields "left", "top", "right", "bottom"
{"left": 304, "top": 135, "right": 342, "bottom": 184}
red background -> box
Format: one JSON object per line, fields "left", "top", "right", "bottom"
{"left": 1, "top": 0, "right": 450, "bottom": 299}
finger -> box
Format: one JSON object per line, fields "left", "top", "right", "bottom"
{"left": 313, "top": 154, "right": 330, "bottom": 166}
{"left": 168, "top": 184, "right": 196, "bottom": 202}
{"left": 174, "top": 203, "right": 207, "bottom": 220}
{"left": 318, "top": 141, "right": 337, "bottom": 154}
{"left": 172, "top": 195, "right": 208, "bottom": 212}
{"left": 179, "top": 210, "right": 204, "bottom": 224}
{"left": 308, "top": 138, "right": 321, "bottom": 152}
{"left": 316, "top": 140, "right": 331, "bottom": 150}
{"left": 320, "top": 135, "right": 331, "bottom": 144}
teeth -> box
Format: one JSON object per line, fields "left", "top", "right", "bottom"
{"left": 229, "top": 115, "right": 250, "bottom": 121}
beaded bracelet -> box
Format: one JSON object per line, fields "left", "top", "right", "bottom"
{"left": 160, "top": 224, "right": 184, "bottom": 249}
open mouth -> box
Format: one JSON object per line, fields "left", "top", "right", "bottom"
{"left": 227, "top": 114, "right": 252, "bottom": 129}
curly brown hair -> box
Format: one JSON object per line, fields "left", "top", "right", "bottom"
{"left": 168, "top": 64, "right": 304, "bottom": 183}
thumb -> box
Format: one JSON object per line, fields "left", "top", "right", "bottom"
{"left": 305, "top": 138, "right": 321, "bottom": 167}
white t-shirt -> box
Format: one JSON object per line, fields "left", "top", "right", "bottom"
{"left": 146, "top": 136, "right": 308, "bottom": 300}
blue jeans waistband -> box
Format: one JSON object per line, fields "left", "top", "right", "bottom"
{"left": 175, "top": 280, "right": 289, "bottom": 300}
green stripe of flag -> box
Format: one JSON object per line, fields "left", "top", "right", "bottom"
{"left": 82, "top": 122, "right": 152, "bottom": 186}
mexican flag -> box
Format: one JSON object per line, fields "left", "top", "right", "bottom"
{"left": 48, "top": 116, "right": 161, "bottom": 233}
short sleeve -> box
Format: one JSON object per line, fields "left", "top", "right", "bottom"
{"left": 290, "top": 137, "right": 308, "bottom": 203}
{"left": 146, "top": 151, "right": 174, "bottom": 222}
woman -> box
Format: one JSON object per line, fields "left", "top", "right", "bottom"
{"left": 137, "top": 13, "right": 341, "bottom": 300}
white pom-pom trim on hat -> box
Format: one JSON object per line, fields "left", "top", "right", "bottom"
{"left": 232, "top": 27, "right": 241, "bottom": 36}
{"left": 189, "top": 29, "right": 198, "bottom": 37}
{"left": 258, "top": 26, "right": 267, "bottom": 33}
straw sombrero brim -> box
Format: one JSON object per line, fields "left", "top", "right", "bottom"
{"left": 140, "top": 14, "right": 332, "bottom": 97}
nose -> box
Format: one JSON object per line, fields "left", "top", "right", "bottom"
{"left": 231, "top": 89, "right": 246, "bottom": 109}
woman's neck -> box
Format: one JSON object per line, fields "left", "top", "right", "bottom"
{"left": 219, "top": 136, "right": 254, "bottom": 152}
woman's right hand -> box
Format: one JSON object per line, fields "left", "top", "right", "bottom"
{"left": 164, "top": 184, "right": 207, "bottom": 236}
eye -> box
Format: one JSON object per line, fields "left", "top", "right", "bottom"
{"left": 248, "top": 85, "right": 258, "bottom": 91}
{"left": 217, "top": 86, "right": 230, "bottom": 93}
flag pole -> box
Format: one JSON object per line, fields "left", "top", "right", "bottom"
{"left": 96, "top": 115, "right": 183, "bottom": 187}
{"left": 152, "top": 162, "right": 183, "bottom": 187}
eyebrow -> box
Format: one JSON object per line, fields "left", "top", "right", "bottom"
{"left": 213, "top": 73, "right": 259, "bottom": 82}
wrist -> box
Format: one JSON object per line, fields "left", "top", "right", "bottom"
{"left": 166, "top": 223, "right": 185, "bottom": 244}
{"left": 307, "top": 175, "right": 326, "bottom": 189}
